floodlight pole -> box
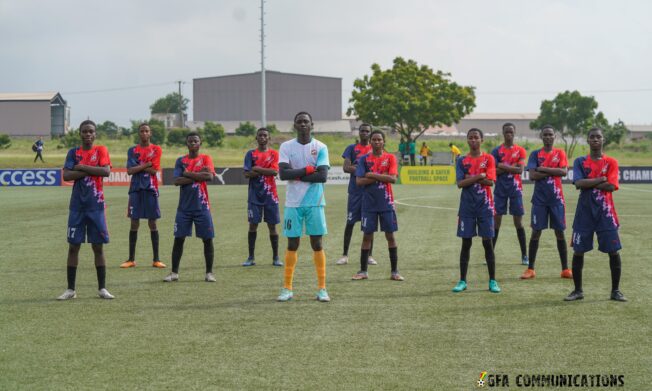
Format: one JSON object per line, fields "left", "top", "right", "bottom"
{"left": 260, "top": 0, "right": 267, "bottom": 127}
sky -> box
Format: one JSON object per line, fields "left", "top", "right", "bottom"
{"left": 2, "top": 0, "right": 651, "bottom": 128}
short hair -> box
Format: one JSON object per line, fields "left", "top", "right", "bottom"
{"left": 257, "top": 127, "right": 269, "bottom": 135}
{"left": 467, "top": 128, "right": 483, "bottom": 139}
{"left": 502, "top": 122, "right": 515, "bottom": 130}
{"left": 449, "top": 142, "right": 453, "bottom": 147}
{"left": 588, "top": 127, "right": 603, "bottom": 136}
{"left": 294, "top": 111, "right": 313, "bottom": 122}
{"left": 186, "top": 131, "right": 201, "bottom": 140}
{"left": 138, "top": 122, "right": 151, "bottom": 131}
{"left": 369, "top": 129, "right": 385, "bottom": 141}
{"left": 79, "top": 119, "right": 96, "bottom": 131}
{"left": 359, "top": 123, "right": 372, "bottom": 131}
{"left": 541, "top": 124, "right": 555, "bottom": 132}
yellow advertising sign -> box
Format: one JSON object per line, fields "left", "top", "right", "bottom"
{"left": 399, "top": 166, "right": 455, "bottom": 185}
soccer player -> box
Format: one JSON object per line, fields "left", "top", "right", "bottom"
{"left": 120, "top": 123, "right": 166, "bottom": 269}
{"left": 491, "top": 123, "right": 528, "bottom": 265}
{"left": 352, "top": 130, "right": 403, "bottom": 281}
{"left": 565, "top": 127, "right": 626, "bottom": 302}
{"left": 57, "top": 120, "right": 114, "bottom": 300}
{"left": 452, "top": 128, "right": 501, "bottom": 293}
{"left": 164, "top": 132, "right": 217, "bottom": 283}
{"left": 276, "top": 112, "right": 330, "bottom": 302}
{"left": 242, "top": 127, "right": 282, "bottom": 267}
{"left": 335, "top": 124, "right": 376, "bottom": 266}
{"left": 33, "top": 137, "right": 44, "bottom": 162}
{"left": 520, "top": 125, "right": 572, "bottom": 280}
{"left": 419, "top": 141, "right": 431, "bottom": 166}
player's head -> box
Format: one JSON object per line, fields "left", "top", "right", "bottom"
{"left": 256, "top": 127, "right": 270, "bottom": 147}
{"left": 186, "top": 131, "right": 202, "bottom": 152}
{"left": 587, "top": 127, "right": 604, "bottom": 151}
{"left": 502, "top": 122, "right": 515, "bottom": 143}
{"left": 358, "top": 123, "right": 372, "bottom": 143}
{"left": 138, "top": 123, "right": 152, "bottom": 143}
{"left": 294, "top": 111, "right": 313, "bottom": 140}
{"left": 449, "top": 142, "right": 453, "bottom": 147}
{"left": 369, "top": 130, "right": 385, "bottom": 153}
{"left": 79, "top": 120, "right": 96, "bottom": 147}
{"left": 540, "top": 125, "right": 555, "bottom": 147}
{"left": 467, "top": 128, "right": 483, "bottom": 150}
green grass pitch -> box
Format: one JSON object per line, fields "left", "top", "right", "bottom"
{"left": 0, "top": 184, "right": 650, "bottom": 390}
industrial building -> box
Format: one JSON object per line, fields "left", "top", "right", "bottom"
{"left": 0, "top": 92, "right": 69, "bottom": 138}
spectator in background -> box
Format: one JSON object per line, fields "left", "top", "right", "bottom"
{"left": 449, "top": 142, "right": 461, "bottom": 164}
{"left": 408, "top": 139, "right": 416, "bottom": 166}
{"left": 398, "top": 138, "right": 407, "bottom": 163}
{"left": 33, "top": 137, "right": 44, "bottom": 162}
{"left": 419, "top": 142, "right": 431, "bottom": 166}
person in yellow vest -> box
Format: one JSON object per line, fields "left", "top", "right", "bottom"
{"left": 449, "top": 142, "right": 461, "bottom": 164}
{"left": 419, "top": 142, "right": 431, "bottom": 166}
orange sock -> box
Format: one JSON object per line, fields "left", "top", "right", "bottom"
{"left": 283, "top": 250, "right": 298, "bottom": 290}
{"left": 313, "top": 250, "right": 326, "bottom": 289}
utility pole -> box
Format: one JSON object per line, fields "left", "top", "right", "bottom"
{"left": 260, "top": 0, "right": 266, "bottom": 127}
{"left": 177, "top": 80, "right": 185, "bottom": 128}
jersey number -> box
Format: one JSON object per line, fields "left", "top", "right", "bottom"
{"left": 67, "top": 227, "right": 76, "bottom": 239}
{"left": 284, "top": 219, "right": 292, "bottom": 230}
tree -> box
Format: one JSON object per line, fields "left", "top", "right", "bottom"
{"left": 166, "top": 128, "right": 192, "bottom": 146}
{"left": 235, "top": 121, "right": 257, "bottom": 137}
{"left": 347, "top": 57, "right": 476, "bottom": 142}
{"left": 530, "top": 90, "right": 608, "bottom": 159}
{"left": 0, "top": 134, "right": 11, "bottom": 149}
{"left": 603, "top": 120, "right": 628, "bottom": 148}
{"left": 150, "top": 92, "right": 189, "bottom": 115}
{"left": 201, "top": 121, "right": 225, "bottom": 146}
{"left": 265, "top": 123, "right": 281, "bottom": 134}
{"left": 96, "top": 120, "right": 120, "bottom": 139}
{"left": 131, "top": 119, "right": 166, "bottom": 145}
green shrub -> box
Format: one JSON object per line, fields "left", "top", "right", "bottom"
{"left": 201, "top": 121, "right": 225, "bottom": 147}
{"left": 235, "top": 121, "right": 257, "bottom": 137}
{"left": 58, "top": 131, "right": 81, "bottom": 148}
{"left": 0, "top": 134, "right": 11, "bottom": 149}
{"left": 166, "top": 128, "right": 192, "bottom": 146}
{"left": 131, "top": 119, "right": 166, "bottom": 145}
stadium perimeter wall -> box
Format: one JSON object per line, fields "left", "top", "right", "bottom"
{"left": 2, "top": 166, "right": 652, "bottom": 187}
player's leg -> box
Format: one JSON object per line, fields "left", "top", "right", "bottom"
{"left": 493, "top": 214, "right": 503, "bottom": 248}
{"left": 195, "top": 210, "right": 216, "bottom": 282}
{"left": 265, "top": 203, "right": 282, "bottom": 266}
{"left": 549, "top": 203, "right": 570, "bottom": 277}
{"left": 148, "top": 219, "right": 164, "bottom": 268}
{"left": 122, "top": 192, "right": 141, "bottom": 268}
{"left": 521, "top": 229, "right": 541, "bottom": 279}
{"left": 565, "top": 230, "right": 593, "bottom": 300}
{"left": 453, "top": 217, "right": 475, "bottom": 292}
{"left": 493, "top": 192, "right": 507, "bottom": 248}
{"left": 59, "top": 211, "right": 84, "bottom": 299}
{"left": 91, "top": 243, "right": 113, "bottom": 299}
{"left": 278, "top": 208, "right": 302, "bottom": 301}
{"left": 353, "top": 212, "right": 376, "bottom": 279}
{"left": 510, "top": 193, "right": 528, "bottom": 265}
{"left": 306, "top": 206, "right": 329, "bottom": 302}
{"left": 380, "top": 210, "right": 401, "bottom": 280}
{"left": 479, "top": 215, "right": 499, "bottom": 293}
{"left": 597, "top": 230, "right": 626, "bottom": 301}
{"left": 165, "top": 210, "right": 191, "bottom": 282}
{"left": 338, "top": 194, "right": 360, "bottom": 265}
{"left": 245, "top": 203, "right": 262, "bottom": 266}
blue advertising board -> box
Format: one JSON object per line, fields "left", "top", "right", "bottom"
{"left": 0, "top": 169, "right": 62, "bottom": 186}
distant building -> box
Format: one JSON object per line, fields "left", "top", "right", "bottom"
{"left": 456, "top": 113, "right": 540, "bottom": 139}
{"left": 193, "top": 70, "right": 349, "bottom": 133}
{"left": 0, "top": 92, "right": 69, "bottom": 138}
{"left": 627, "top": 124, "right": 652, "bottom": 140}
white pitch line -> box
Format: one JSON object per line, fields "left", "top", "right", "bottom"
{"left": 620, "top": 185, "right": 652, "bottom": 193}
{"left": 394, "top": 196, "right": 457, "bottom": 211}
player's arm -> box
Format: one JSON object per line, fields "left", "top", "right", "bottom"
{"left": 457, "top": 173, "right": 486, "bottom": 188}
{"left": 356, "top": 176, "right": 375, "bottom": 186}
{"left": 74, "top": 164, "right": 110, "bottom": 177}
{"left": 479, "top": 178, "right": 494, "bottom": 186}
{"left": 127, "top": 162, "right": 153, "bottom": 175}
{"left": 300, "top": 165, "right": 328, "bottom": 183}
{"left": 365, "top": 172, "right": 397, "bottom": 184}
{"left": 278, "top": 162, "right": 310, "bottom": 181}
{"left": 63, "top": 168, "right": 87, "bottom": 181}
{"left": 252, "top": 166, "right": 278, "bottom": 176}
{"left": 497, "top": 162, "right": 523, "bottom": 175}
{"left": 529, "top": 168, "right": 548, "bottom": 180}
{"left": 595, "top": 181, "right": 616, "bottom": 192}
{"left": 537, "top": 166, "right": 567, "bottom": 177}
{"left": 183, "top": 169, "right": 214, "bottom": 182}
{"left": 343, "top": 158, "right": 356, "bottom": 174}
{"left": 575, "top": 176, "right": 607, "bottom": 189}
{"left": 244, "top": 171, "right": 259, "bottom": 178}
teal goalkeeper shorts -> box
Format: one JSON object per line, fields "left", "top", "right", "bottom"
{"left": 283, "top": 206, "right": 327, "bottom": 238}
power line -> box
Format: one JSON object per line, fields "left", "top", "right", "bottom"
{"left": 62, "top": 81, "right": 178, "bottom": 95}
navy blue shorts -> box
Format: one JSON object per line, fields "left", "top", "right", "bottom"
{"left": 67, "top": 210, "right": 109, "bottom": 244}
{"left": 494, "top": 192, "right": 524, "bottom": 216}
{"left": 361, "top": 210, "right": 398, "bottom": 234}
{"left": 457, "top": 215, "right": 495, "bottom": 238}
{"left": 174, "top": 209, "right": 214, "bottom": 239}
{"left": 531, "top": 204, "right": 566, "bottom": 231}
{"left": 128, "top": 191, "right": 160, "bottom": 220}
{"left": 571, "top": 230, "right": 621, "bottom": 254}
{"left": 248, "top": 202, "right": 280, "bottom": 225}
{"left": 346, "top": 193, "right": 363, "bottom": 223}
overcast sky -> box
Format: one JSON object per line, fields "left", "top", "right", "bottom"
{"left": 2, "top": 0, "right": 651, "bottom": 128}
